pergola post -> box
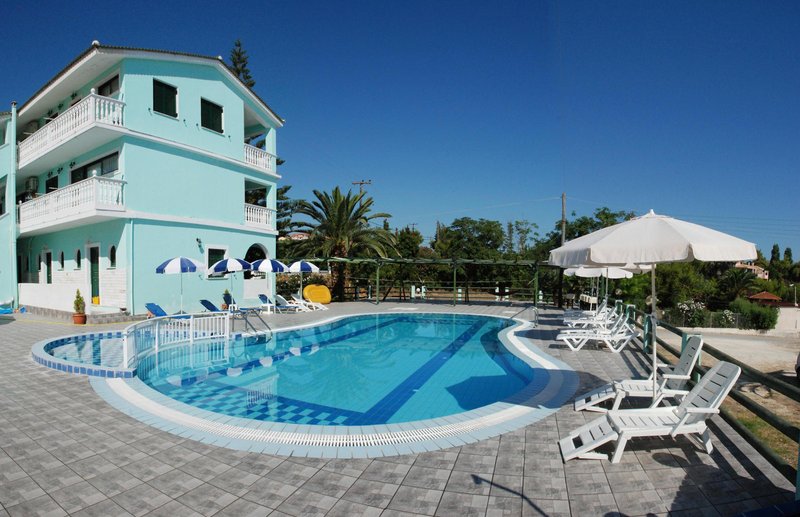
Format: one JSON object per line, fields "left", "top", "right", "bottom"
{"left": 375, "top": 261, "right": 381, "bottom": 305}
{"left": 452, "top": 261, "right": 457, "bottom": 306}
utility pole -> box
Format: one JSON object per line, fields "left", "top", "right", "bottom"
{"left": 409, "top": 223, "right": 417, "bottom": 232}
{"left": 352, "top": 179, "right": 372, "bottom": 208}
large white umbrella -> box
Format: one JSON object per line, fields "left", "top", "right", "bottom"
{"left": 564, "top": 266, "right": 634, "bottom": 279}
{"left": 550, "top": 210, "right": 757, "bottom": 398}
{"left": 155, "top": 257, "right": 205, "bottom": 313}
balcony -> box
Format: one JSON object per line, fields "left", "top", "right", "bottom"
{"left": 18, "top": 176, "right": 126, "bottom": 235}
{"left": 18, "top": 91, "right": 126, "bottom": 171}
{"left": 244, "top": 203, "right": 276, "bottom": 232}
{"left": 243, "top": 144, "right": 277, "bottom": 174}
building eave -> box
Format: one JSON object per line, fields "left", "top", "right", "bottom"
{"left": 18, "top": 42, "right": 284, "bottom": 128}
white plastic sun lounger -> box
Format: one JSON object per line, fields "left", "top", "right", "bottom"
{"left": 559, "top": 361, "right": 740, "bottom": 463}
{"left": 564, "top": 298, "right": 608, "bottom": 319}
{"left": 557, "top": 316, "right": 639, "bottom": 353}
{"left": 574, "top": 335, "right": 705, "bottom": 412}
{"left": 291, "top": 294, "right": 328, "bottom": 311}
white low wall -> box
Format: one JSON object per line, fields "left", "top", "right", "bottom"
{"left": 20, "top": 282, "right": 90, "bottom": 312}
{"left": 243, "top": 277, "right": 271, "bottom": 301}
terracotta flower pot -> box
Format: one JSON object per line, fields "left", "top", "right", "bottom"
{"left": 73, "top": 313, "right": 87, "bottom": 325}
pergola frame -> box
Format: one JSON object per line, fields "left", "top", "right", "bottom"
{"left": 297, "top": 257, "right": 554, "bottom": 306}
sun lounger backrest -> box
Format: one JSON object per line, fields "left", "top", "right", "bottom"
{"left": 666, "top": 335, "right": 704, "bottom": 391}
{"left": 258, "top": 294, "right": 271, "bottom": 304}
{"left": 200, "top": 299, "right": 220, "bottom": 312}
{"left": 145, "top": 303, "right": 168, "bottom": 318}
{"left": 676, "top": 361, "right": 740, "bottom": 424}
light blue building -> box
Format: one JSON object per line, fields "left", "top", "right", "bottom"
{"left": 0, "top": 42, "right": 283, "bottom": 316}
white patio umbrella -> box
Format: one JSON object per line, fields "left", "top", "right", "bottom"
{"left": 550, "top": 210, "right": 757, "bottom": 398}
{"left": 288, "top": 260, "right": 320, "bottom": 296}
{"left": 155, "top": 257, "right": 205, "bottom": 313}
{"left": 565, "top": 265, "right": 634, "bottom": 301}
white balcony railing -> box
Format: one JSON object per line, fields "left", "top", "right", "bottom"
{"left": 243, "top": 144, "right": 276, "bottom": 174}
{"left": 18, "top": 176, "right": 125, "bottom": 233}
{"left": 244, "top": 203, "right": 276, "bottom": 231}
{"left": 18, "top": 90, "right": 125, "bottom": 167}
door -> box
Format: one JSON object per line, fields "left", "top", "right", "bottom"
{"left": 90, "top": 247, "right": 100, "bottom": 304}
{"left": 45, "top": 252, "right": 52, "bottom": 284}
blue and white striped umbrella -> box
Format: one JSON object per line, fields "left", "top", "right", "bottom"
{"left": 288, "top": 260, "right": 320, "bottom": 273}
{"left": 155, "top": 257, "right": 205, "bottom": 313}
{"left": 156, "top": 257, "right": 204, "bottom": 274}
{"left": 207, "top": 258, "right": 252, "bottom": 275}
{"left": 251, "top": 259, "right": 288, "bottom": 273}
{"left": 288, "top": 260, "right": 320, "bottom": 297}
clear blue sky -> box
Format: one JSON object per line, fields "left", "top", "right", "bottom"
{"left": 3, "top": 0, "right": 798, "bottom": 256}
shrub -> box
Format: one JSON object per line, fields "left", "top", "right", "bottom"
{"left": 677, "top": 299, "right": 707, "bottom": 327}
{"left": 729, "top": 298, "right": 778, "bottom": 330}
{"left": 73, "top": 290, "right": 86, "bottom": 314}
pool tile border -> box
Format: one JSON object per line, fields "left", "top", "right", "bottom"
{"left": 88, "top": 312, "right": 578, "bottom": 457}
{"left": 31, "top": 331, "right": 136, "bottom": 379}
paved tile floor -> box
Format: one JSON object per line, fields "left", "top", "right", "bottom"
{"left": 0, "top": 302, "right": 795, "bottom": 516}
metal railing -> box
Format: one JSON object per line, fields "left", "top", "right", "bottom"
{"left": 18, "top": 176, "right": 125, "bottom": 233}
{"left": 122, "top": 312, "right": 232, "bottom": 368}
{"left": 632, "top": 308, "right": 800, "bottom": 485}
{"left": 18, "top": 91, "right": 125, "bottom": 166}
{"left": 243, "top": 144, "right": 276, "bottom": 173}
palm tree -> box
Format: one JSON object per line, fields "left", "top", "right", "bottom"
{"left": 720, "top": 268, "right": 757, "bottom": 301}
{"left": 291, "top": 187, "right": 396, "bottom": 299}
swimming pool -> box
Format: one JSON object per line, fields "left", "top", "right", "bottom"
{"left": 87, "top": 309, "right": 577, "bottom": 457}
{"left": 135, "top": 314, "right": 536, "bottom": 425}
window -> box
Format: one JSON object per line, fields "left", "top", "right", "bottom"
{"left": 109, "top": 246, "right": 116, "bottom": 268}
{"left": 201, "top": 99, "right": 223, "bottom": 133}
{"left": 59, "top": 251, "right": 64, "bottom": 270}
{"left": 0, "top": 179, "right": 5, "bottom": 216}
{"left": 71, "top": 153, "right": 119, "bottom": 183}
{"left": 207, "top": 247, "right": 227, "bottom": 277}
{"left": 153, "top": 80, "right": 178, "bottom": 118}
{"left": 36, "top": 254, "right": 40, "bottom": 272}
{"left": 98, "top": 75, "right": 120, "bottom": 97}
{"left": 75, "top": 249, "right": 81, "bottom": 270}
{"left": 245, "top": 181, "right": 268, "bottom": 207}
{"left": 45, "top": 176, "right": 58, "bottom": 193}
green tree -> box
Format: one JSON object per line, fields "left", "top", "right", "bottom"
{"left": 291, "top": 187, "right": 395, "bottom": 299}
{"left": 229, "top": 39, "right": 255, "bottom": 88}
{"left": 783, "top": 247, "right": 793, "bottom": 265}
{"left": 719, "top": 268, "right": 757, "bottom": 301}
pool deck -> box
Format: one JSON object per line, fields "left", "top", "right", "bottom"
{"left": 0, "top": 302, "right": 795, "bottom": 516}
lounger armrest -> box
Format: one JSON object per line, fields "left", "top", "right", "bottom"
{"left": 685, "top": 408, "right": 719, "bottom": 415}
{"left": 662, "top": 373, "right": 691, "bottom": 380}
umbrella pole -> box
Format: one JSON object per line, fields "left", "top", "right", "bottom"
{"left": 650, "top": 265, "right": 658, "bottom": 400}
{"left": 180, "top": 273, "right": 184, "bottom": 314}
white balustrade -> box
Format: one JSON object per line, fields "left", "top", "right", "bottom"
{"left": 243, "top": 143, "right": 276, "bottom": 173}
{"left": 244, "top": 203, "right": 276, "bottom": 231}
{"left": 18, "top": 176, "right": 125, "bottom": 233}
{"left": 18, "top": 91, "right": 125, "bottom": 167}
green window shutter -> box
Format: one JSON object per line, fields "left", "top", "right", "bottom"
{"left": 153, "top": 80, "right": 177, "bottom": 117}
{"left": 201, "top": 99, "right": 223, "bottom": 133}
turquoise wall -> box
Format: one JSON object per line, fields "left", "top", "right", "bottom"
{"left": 121, "top": 58, "right": 275, "bottom": 158}
{"left": 122, "top": 138, "right": 276, "bottom": 223}
{"left": 0, "top": 110, "right": 16, "bottom": 304}
{"left": 129, "top": 219, "right": 275, "bottom": 315}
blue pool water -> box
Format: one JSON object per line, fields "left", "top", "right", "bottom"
{"left": 136, "top": 313, "right": 538, "bottom": 425}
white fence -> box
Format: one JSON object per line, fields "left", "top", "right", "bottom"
{"left": 122, "top": 312, "right": 232, "bottom": 368}
{"left": 18, "top": 91, "right": 125, "bottom": 166}
{"left": 18, "top": 176, "right": 125, "bottom": 233}
{"left": 243, "top": 144, "right": 276, "bottom": 173}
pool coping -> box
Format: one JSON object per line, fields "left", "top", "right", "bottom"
{"left": 89, "top": 311, "right": 579, "bottom": 457}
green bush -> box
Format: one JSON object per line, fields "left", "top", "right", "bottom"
{"left": 729, "top": 298, "right": 778, "bottom": 330}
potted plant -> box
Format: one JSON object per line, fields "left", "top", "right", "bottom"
{"left": 222, "top": 289, "right": 232, "bottom": 310}
{"left": 73, "top": 289, "right": 86, "bottom": 325}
